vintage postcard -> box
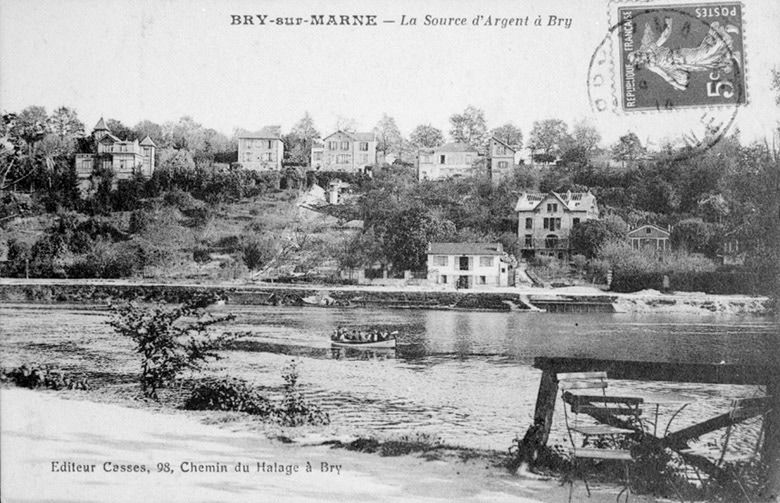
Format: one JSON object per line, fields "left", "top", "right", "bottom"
{"left": 1, "top": 0, "right": 779, "bottom": 502}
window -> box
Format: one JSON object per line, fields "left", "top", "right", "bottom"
{"left": 545, "top": 234, "right": 559, "bottom": 249}
{"left": 498, "top": 161, "right": 508, "bottom": 169}
{"left": 267, "top": 140, "right": 273, "bottom": 149}
{"left": 441, "top": 275, "right": 447, "bottom": 284}
{"left": 313, "top": 152, "right": 322, "bottom": 161}
{"left": 525, "top": 234, "right": 533, "bottom": 248}
{"left": 547, "top": 203, "right": 558, "bottom": 213}
{"left": 458, "top": 256, "right": 470, "bottom": 271}
{"left": 479, "top": 256, "right": 494, "bottom": 267}
{"left": 434, "top": 256, "right": 448, "bottom": 267}
{"left": 328, "top": 141, "right": 338, "bottom": 150}
{"left": 359, "top": 142, "right": 369, "bottom": 151}
{"left": 646, "top": 227, "right": 652, "bottom": 234}
{"left": 555, "top": 218, "right": 562, "bottom": 230}
{"left": 543, "top": 217, "right": 549, "bottom": 230}
{"left": 496, "top": 146, "right": 506, "bottom": 155}
{"left": 264, "top": 152, "right": 273, "bottom": 161}
{"left": 360, "top": 154, "right": 368, "bottom": 163}
{"left": 439, "top": 154, "right": 446, "bottom": 164}
{"left": 573, "top": 218, "right": 580, "bottom": 226}
{"left": 336, "top": 154, "right": 351, "bottom": 164}
{"left": 341, "top": 141, "right": 350, "bottom": 150}
{"left": 478, "top": 276, "right": 487, "bottom": 285}
{"left": 525, "top": 218, "right": 533, "bottom": 230}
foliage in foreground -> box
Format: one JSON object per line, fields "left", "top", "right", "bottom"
{"left": 183, "top": 361, "right": 330, "bottom": 427}
{"left": 1, "top": 363, "right": 90, "bottom": 391}
{"left": 108, "top": 293, "right": 234, "bottom": 399}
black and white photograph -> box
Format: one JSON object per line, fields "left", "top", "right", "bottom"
{"left": 1, "top": 0, "right": 779, "bottom": 501}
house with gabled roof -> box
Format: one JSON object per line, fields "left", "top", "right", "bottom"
{"left": 515, "top": 190, "right": 599, "bottom": 259}
{"left": 310, "top": 130, "right": 377, "bottom": 173}
{"left": 237, "top": 126, "right": 284, "bottom": 171}
{"left": 426, "top": 242, "right": 515, "bottom": 289}
{"left": 486, "top": 137, "right": 517, "bottom": 183}
{"left": 627, "top": 224, "right": 671, "bottom": 254}
{"left": 416, "top": 142, "right": 480, "bottom": 181}
{"left": 74, "top": 118, "right": 156, "bottom": 191}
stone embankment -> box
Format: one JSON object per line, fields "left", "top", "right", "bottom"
{"left": 0, "top": 281, "right": 621, "bottom": 313}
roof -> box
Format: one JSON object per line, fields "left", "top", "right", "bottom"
{"left": 627, "top": 224, "right": 670, "bottom": 238}
{"left": 98, "top": 133, "right": 121, "bottom": 143}
{"left": 490, "top": 136, "right": 517, "bottom": 152}
{"left": 238, "top": 126, "right": 282, "bottom": 139}
{"left": 94, "top": 117, "right": 108, "bottom": 131}
{"left": 322, "top": 130, "right": 375, "bottom": 142}
{"left": 139, "top": 135, "right": 157, "bottom": 147}
{"left": 428, "top": 242, "right": 504, "bottom": 256}
{"left": 515, "top": 191, "right": 597, "bottom": 213}
{"left": 436, "top": 142, "right": 478, "bottom": 153}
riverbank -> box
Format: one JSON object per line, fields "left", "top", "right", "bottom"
{"left": 0, "top": 387, "right": 664, "bottom": 503}
{"left": 0, "top": 278, "right": 771, "bottom": 315}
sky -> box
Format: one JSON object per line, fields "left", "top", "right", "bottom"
{"left": 2, "top": 0, "right": 779, "bottom": 148}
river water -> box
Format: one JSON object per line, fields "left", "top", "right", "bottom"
{"left": 1, "top": 304, "right": 776, "bottom": 452}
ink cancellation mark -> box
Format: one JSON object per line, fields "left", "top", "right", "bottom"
{"left": 618, "top": 3, "right": 746, "bottom": 111}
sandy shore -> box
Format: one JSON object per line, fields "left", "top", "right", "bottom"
{"left": 0, "top": 388, "right": 668, "bottom": 503}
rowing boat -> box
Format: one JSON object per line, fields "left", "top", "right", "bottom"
{"left": 330, "top": 338, "right": 396, "bottom": 349}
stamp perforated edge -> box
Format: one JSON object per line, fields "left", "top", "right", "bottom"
{"left": 602, "top": 0, "right": 749, "bottom": 115}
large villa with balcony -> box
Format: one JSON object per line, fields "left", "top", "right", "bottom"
{"left": 515, "top": 190, "right": 599, "bottom": 259}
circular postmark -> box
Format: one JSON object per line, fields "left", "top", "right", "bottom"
{"left": 587, "top": 3, "right": 745, "bottom": 162}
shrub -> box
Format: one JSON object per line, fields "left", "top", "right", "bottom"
{"left": 1, "top": 364, "right": 89, "bottom": 390}
{"left": 380, "top": 433, "right": 443, "bottom": 457}
{"left": 242, "top": 235, "right": 279, "bottom": 271}
{"left": 273, "top": 361, "right": 330, "bottom": 427}
{"left": 107, "top": 294, "right": 235, "bottom": 399}
{"left": 184, "top": 377, "right": 272, "bottom": 415}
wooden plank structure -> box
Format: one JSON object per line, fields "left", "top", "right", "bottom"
{"left": 528, "top": 357, "right": 780, "bottom": 494}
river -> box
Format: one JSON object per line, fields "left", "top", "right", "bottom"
{"left": 0, "top": 304, "right": 776, "bottom": 452}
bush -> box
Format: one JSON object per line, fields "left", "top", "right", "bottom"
{"left": 1, "top": 364, "right": 89, "bottom": 390}
{"left": 273, "top": 361, "right": 330, "bottom": 427}
{"left": 184, "top": 377, "right": 272, "bottom": 415}
{"left": 107, "top": 294, "right": 235, "bottom": 399}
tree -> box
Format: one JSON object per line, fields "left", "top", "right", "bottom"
{"left": 12, "top": 106, "right": 49, "bottom": 154}
{"left": 242, "top": 235, "right": 279, "bottom": 271}
{"left": 374, "top": 114, "right": 403, "bottom": 163}
{"left": 410, "top": 124, "right": 444, "bottom": 148}
{"left": 449, "top": 106, "right": 487, "bottom": 147}
{"left": 569, "top": 217, "right": 628, "bottom": 258}
{"left": 108, "top": 294, "right": 234, "bottom": 399}
{"left": 106, "top": 119, "right": 136, "bottom": 141}
{"left": 383, "top": 206, "right": 455, "bottom": 271}
{"left": 671, "top": 218, "right": 719, "bottom": 256}
{"left": 286, "top": 112, "right": 320, "bottom": 166}
{"left": 133, "top": 120, "right": 165, "bottom": 146}
{"left": 611, "top": 132, "right": 646, "bottom": 167}
{"left": 48, "top": 107, "right": 84, "bottom": 141}
{"left": 490, "top": 123, "right": 523, "bottom": 149}
{"left": 560, "top": 119, "right": 601, "bottom": 164}
{"left": 528, "top": 119, "right": 568, "bottom": 159}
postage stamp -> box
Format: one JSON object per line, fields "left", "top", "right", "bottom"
{"left": 617, "top": 2, "right": 746, "bottom": 111}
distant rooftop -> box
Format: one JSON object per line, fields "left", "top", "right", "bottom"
{"left": 428, "top": 242, "right": 504, "bottom": 256}
{"left": 238, "top": 126, "right": 282, "bottom": 139}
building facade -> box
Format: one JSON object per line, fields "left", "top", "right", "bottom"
{"left": 515, "top": 191, "right": 599, "bottom": 259}
{"left": 74, "top": 118, "right": 156, "bottom": 188}
{"left": 237, "top": 126, "right": 284, "bottom": 171}
{"left": 417, "top": 142, "right": 480, "bottom": 181}
{"left": 426, "top": 242, "right": 514, "bottom": 289}
{"left": 486, "top": 137, "right": 516, "bottom": 183}
{"left": 310, "top": 131, "right": 377, "bottom": 173}
{"left": 627, "top": 224, "right": 671, "bottom": 253}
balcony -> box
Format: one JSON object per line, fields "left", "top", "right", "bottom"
{"left": 520, "top": 237, "right": 570, "bottom": 251}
